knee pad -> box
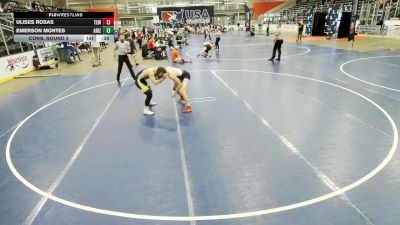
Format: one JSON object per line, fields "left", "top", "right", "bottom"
{"left": 139, "top": 82, "right": 150, "bottom": 93}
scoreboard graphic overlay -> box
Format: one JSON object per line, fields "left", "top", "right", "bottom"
{"left": 13, "top": 12, "right": 114, "bottom": 42}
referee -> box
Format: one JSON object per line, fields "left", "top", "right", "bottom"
{"left": 115, "top": 34, "right": 136, "bottom": 83}
{"left": 268, "top": 21, "right": 284, "bottom": 61}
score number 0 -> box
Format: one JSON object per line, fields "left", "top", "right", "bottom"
{"left": 103, "top": 18, "right": 114, "bottom": 26}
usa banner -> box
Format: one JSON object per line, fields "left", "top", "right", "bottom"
{"left": 157, "top": 6, "right": 214, "bottom": 26}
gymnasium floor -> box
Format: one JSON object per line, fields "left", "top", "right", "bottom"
{"left": 1, "top": 32, "right": 400, "bottom": 225}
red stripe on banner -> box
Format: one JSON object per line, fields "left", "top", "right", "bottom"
{"left": 253, "top": 1, "right": 285, "bottom": 19}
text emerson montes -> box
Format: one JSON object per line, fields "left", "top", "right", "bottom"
{"left": 15, "top": 28, "right": 66, "bottom": 33}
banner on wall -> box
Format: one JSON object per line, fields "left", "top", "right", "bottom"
{"left": 244, "top": 4, "right": 251, "bottom": 32}
{"left": 157, "top": 6, "right": 214, "bottom": 26}
{"left": 0, "top": 51, "right": 35, "bottom": 82}
{"left": 305, "top": 8, "right": 314, "bottom": 36}
{"left": 325, "top": 5, "right": 342, "bottom": 37}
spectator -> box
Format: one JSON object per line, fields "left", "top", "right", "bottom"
{"left": 176, "top": 33, "right": 183, "bottom": 48}
{"left": 70, "top": 42, "right": 82, "bottom": 61}
{"left": 127, "top": 33, "right": 139, "bottom": 66}
{"left": 131, "top": 29, "right": 136, "bottom": 40}
{"left": 100, "top": 42, "right": 107, "bottom": 49}
{"left": 214, "top": 29, "right": 222, "bottom": 50}
{"left": 136, "top": 30, "right": 143, "bottom": 47}
{"left": 167, "top": 37, "right": 174, "bottom": 49}
{"left": 171, "top": 46, "right": 191, "bottom": 64}
{"left": 142, "top": 26, "right": 146, "bottom": 40}
{"left": 124, "top": 30, "right": 130, "bottom": 39}
{"left": 114, "top": 29, "right": 120, "bottom": 42}
{"left": 31, "top": 1, "right": 37, "bottom": 10}
{"left": 297, "top": 20, "right": 304, "bottom": 42}
{"left": 91, "top": 41, "right": 101, "bottom": 67}
{"left": 78, "top": 42, "right": 90, "bottom": 54}
{"left": 377, "top": 20, "right": 384, "bottom": 34}
{"left": 146, "top": 37, "right": 155, "bottom": 51}
{"left": 61, "top": 42, "right": 74, "bottom": 64}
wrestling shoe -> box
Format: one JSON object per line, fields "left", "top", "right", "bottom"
{"left": 182, "top": 105, "right": 192, "bottom": 113}
{"left": 143, "top": 108, "right": 154, "bottom": 115}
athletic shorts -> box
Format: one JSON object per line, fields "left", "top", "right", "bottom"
{"left": 135, "top": 70, "right": 150, "bottom": 92}
{"left": 179, "top": 70, "right": 191, "bottom": 82}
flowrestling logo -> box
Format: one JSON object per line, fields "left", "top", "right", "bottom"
{"left": 6, "top": 55, "right": 29, "bottom": 72}
{"left": 158, "top": 6, "right": 213, "bottom": 25}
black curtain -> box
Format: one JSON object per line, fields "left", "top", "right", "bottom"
{"left": 312, "top": 12, "right": 326, "bottom": 36}
{"left": 338, "top": 12, "right": 351, "bottom": 38}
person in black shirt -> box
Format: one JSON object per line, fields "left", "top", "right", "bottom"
{"left": 31, "top": 1, "right": 37, "bottom": 10}
{"left": 377, "top": 20, "right": 384, "bottom": 34}
{"left": 127, "top": 32, "right": 139, "bottom": 66}
{"left": 142, "top": 26, "right": 146, "bottom": 41}
{"left": 297, "top": 20, "right": 304, "bottom": 42}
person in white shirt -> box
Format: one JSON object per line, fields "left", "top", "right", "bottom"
{"left": 91, "top": 41, "right": 101, "bottom": 67}
{"left": 114, "top": 34, "right": 136, "bottom": 83}
{"left": 269, "top": 21, "right": 284, "bottom": 61}
{"left": 214, "top": 29, "right": 222, "bottom": 50}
